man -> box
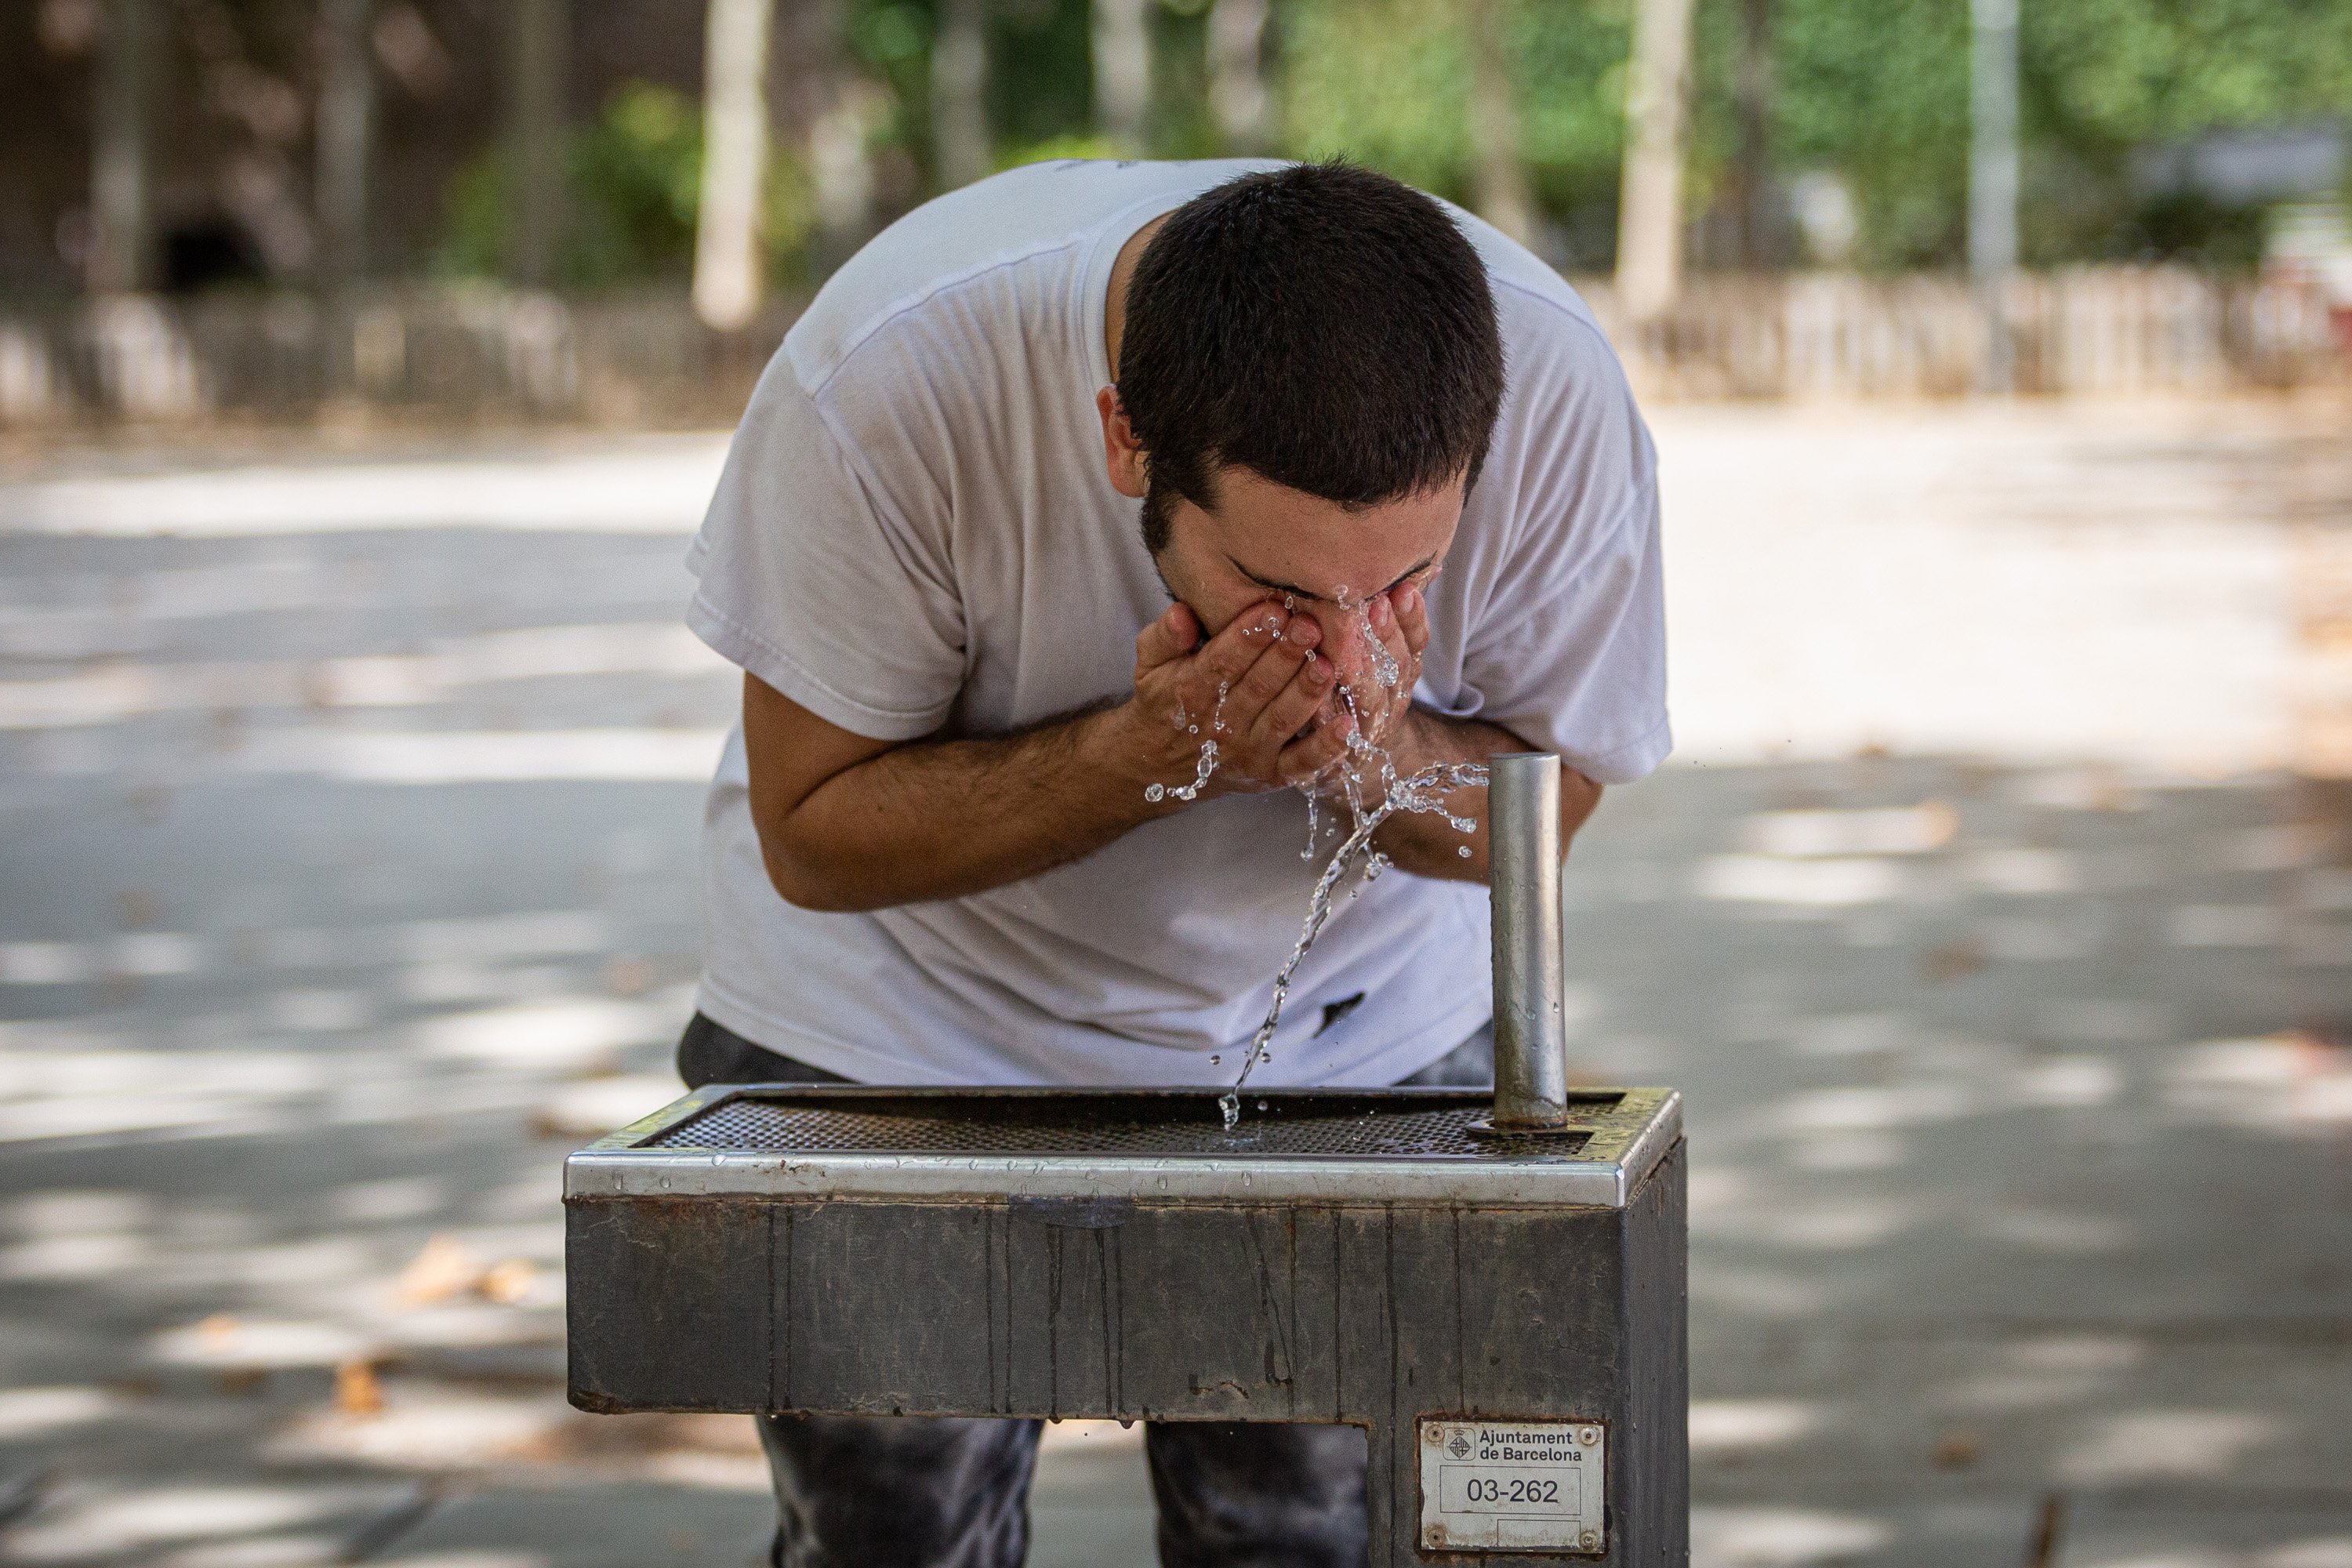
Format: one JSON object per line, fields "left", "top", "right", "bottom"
{"left": 681, "top": 160, "right": 1666, "bottom": 1567}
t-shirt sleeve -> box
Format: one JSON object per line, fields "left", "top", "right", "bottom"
{"left": 684, "top": 353, "right": 967, "bottom": 742}
{"left": 1436, "top": 297, "right": 1670, "bottom": 786}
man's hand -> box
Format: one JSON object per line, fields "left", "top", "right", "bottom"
{"left": 1284, "top": 582, "right": 1435, "bottom": 797}
{"left": 1341, "top": 582, "right": 1432, "bottom": 748}
{"left": 1118, "top": 600, "right": 1355, "bottom": 798}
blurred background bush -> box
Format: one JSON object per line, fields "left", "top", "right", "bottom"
{"left": 1, "top": 0, "right": 2346, "bottom": 298}
{"left": 0, "top": 0, "right": 2343, "bottom": 423}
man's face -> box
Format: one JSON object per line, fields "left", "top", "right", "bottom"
{"left": 1095, "top": 385, "right": 1462, "bottom": 710}
{"left": 1149, "top": 464, "right": 1461, "bottom": 705}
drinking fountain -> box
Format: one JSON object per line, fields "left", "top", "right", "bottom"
{"left": 565, "top": 753, "right": 1687, "bottom": 1563}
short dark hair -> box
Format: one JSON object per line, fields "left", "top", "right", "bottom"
{"left": 1117, "top": 162, "right": 1505, "bottom": 554}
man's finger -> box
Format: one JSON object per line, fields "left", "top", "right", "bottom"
{"left": 1367, "top": 593, "right": 1416, "bottom": 686}
{"left": 1221, "top": 615, "right": 1318, "bottom": 734}
{"left": 1277, "top": 713, "right": 1353, "bottom": 786}
{"left": 1393, "top": 583, "right": 1432, "bottom": 659}
{"left": 1195, "top": 601, "right": 1290, "bottom": 689}
{"left": 1249, "top": 647, "right": 1334, "bottom": 753}
{"left": 1134, "top": 601, "right": 1201, "bottom": 672}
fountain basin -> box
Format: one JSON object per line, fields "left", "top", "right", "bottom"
{"left": 565, "top": 1083, "right": 1686, "bottom": 1563}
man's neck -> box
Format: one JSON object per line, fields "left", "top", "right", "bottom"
{"left": 1104, "top": 214, "right": 1171, "bottom": 382}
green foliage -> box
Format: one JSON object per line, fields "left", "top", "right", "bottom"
{"left": 1283, "top": 0, "right": 1473, "bottom": 194}
{"left": 993, "top": 0, "right": 1099, "bottom": 149}
{"left": 437, "top": 0, "right": 2350, "bottom": 283}
{"left": 855, "top": 2, "right": 935, "bottom": 68}
{"left": 1768, "top": 0, "right": 1973, "bottom": 267}
{"left": 434, "top": 82, "right": 817, "bottom": 292}
{"left": 434, "top": 153, "right": 510, "bottom": 282}
{"left": 1279, "top": 0, "right": 1628, "bottom": 258}
{"left": 1150, "top": 2, "right": 1224, "bottom": 158}
{"left": 851, "top": 2, "right": 937, "bottom": 187}
{"left": 996, "top": 133, "right": 1134, "bottom": 169}
{"left": 568, "top": 82, "right": 705, "bottom": 285}
{"left": 2027, "top": 0, "right": 2352, "bottom": 145}
{"left": 1274, "top": 0, "right": 2350, "bottom": 270}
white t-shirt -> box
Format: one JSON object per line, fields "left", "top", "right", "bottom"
{"left": 686, "top": 158, "right": 1668, "bottom": 1087}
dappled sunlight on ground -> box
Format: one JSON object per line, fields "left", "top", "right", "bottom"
{"left": 0, "top": 398, "right": 2345, "bottom": 1563}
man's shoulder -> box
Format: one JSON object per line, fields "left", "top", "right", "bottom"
{"left": 781, "top": 158, "right": 1280, "bottom": 397}
{"left": 1433, "top": 200, "right": 1614, "bottom": 356}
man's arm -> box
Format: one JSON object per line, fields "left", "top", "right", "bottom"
{"left": 1308, "top": 582, "right": 1602, "bottom": 884}
{"left": 744, "top": 677, "right": 1146, "bottom": 912}
{"left": 1364, "top": 706, "right": 1603, "bottom": 883}
{"left": 746, "top": 599, "right": 1344, "bottom": 912}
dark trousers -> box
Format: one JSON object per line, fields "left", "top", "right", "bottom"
{"left": 675, "top": 1012, "right": 1494, "bottom": 1568}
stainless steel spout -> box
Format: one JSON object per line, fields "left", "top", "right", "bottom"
{"left": 1489, "top": 752, "right": 1570, "bottom": 1128}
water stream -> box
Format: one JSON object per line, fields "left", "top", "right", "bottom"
{"left": 1141, "top": 595, "right": 1487, "bottom": 1130}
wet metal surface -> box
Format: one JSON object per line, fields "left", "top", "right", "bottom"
{"left": 644, "top": 1088, "right": 1602, "bottom": 1158}
{"left": 569, "top": 1085, "right": 1681, "bottom": 1206}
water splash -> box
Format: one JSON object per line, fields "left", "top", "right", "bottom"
{"left": 1133, "top": 596, "right": 1483, "bottom": 1129}
{"left": 1355, "top": 599, "right": 1401, "bottom": 692}
{"left": 1218, "top": 753, "right": 1489, "bottom": 1131}
{"left": 1145, "top": 739, "right": 1218, "bottom": 804}
{"left": 1145, "top": 681, "right": 1232, "bottom": 804}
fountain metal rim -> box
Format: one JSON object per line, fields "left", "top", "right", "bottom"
{"left": 564, "top": 1084, "right": 1682, "bottom": 1208}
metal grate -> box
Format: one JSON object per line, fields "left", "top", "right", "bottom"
{"left": 642, "top": 1092, "right": 1596, "bottom": 1160}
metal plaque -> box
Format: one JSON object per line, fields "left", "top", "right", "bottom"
{"left": 1418, "top": 1417, "right": 1606, "bottom": 1555}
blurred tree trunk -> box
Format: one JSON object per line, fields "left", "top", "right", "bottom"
{"left": 506, "top": 0, "right": 569, "bottom": 289}
{"left": 1969, "top": 0, "right": 2019, "bottom": 390}
{"left": 1729, "top": 0, "right": 1776, "bottom": 268}
{"left": 1093, "top": 0, "right": 1150, "bottom": 151}
{"left": 1463, "top": 0, "right": 1534, "bottom": 246}
{"left": 1208, "top": 0, "right": 1269, "bottom": 154}
{"left": 315, "top": 0, "right": 376, "bottom": 291}
{"left": 811, "top": 98, "right": 875, "bottom": 258}
{"left": 90, "top": 0, "right": 159, "bottom": 295}
{"left": 695, "top": 0, "right": 774, "bottom": 329}
{"left": 807, "top": 1, "right": 877, "bottom": 264}
{"left": 933, "top": 0, "right": 992, "bottom": 187}
{"left": 1616, "top": 0, "right": 1695, "bottom": 322}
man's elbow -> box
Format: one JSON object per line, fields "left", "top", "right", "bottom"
{"left": 757, "top": 833, "right": 880, "bottom": 914}
{"left": 1559, "top": 771, "right": 1603, "bottom": 851}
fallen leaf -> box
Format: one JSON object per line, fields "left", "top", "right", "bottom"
{"left": 603, "top": 956, "right": 654, "bottom": 997}
{"left": 397, "top": 1236, "right": 481, "bottom": 1305}
{"left": 1920, "top": 939, "right": 1987, "bottom": 982}
{"left": 1932, "top": 1430, "right": 1980, "bottom": 1468}
{"left": 478, "top": 1258, "right": 538, "bottom": 1306}
{"left": 334, "top": 1359, "right": 385, "bottom": 1417}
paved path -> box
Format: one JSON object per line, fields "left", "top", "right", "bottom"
{"left": 0, "top": 400, "right": 2346, "bottom": 1566}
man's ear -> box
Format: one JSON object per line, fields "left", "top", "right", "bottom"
{"left": 1097, "top": 386, "right": 1149, "bottom": 500}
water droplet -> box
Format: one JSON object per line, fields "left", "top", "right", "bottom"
{"left": 1144, "top": 783, "right": 1166, "bottom": 802}
{"left": 1458, "top": 845, "right": 1472, "bottom": 858}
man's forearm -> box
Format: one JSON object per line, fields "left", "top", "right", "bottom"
{"left": 1367, "top": 708, "right": 1602, "bottom": 882}
{"left": 761, "top": 705, "right": 1172, "bottom": 912}
{"left": 759, "top": 696, "right": 1597, "bottom": 911}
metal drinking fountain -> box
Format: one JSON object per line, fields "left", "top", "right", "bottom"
{"left": 565, "top": 755, "right": 1687, "bottom": 1563}
{"left": 1488, "top": 752, "right": 1573, "bottom": 1131}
